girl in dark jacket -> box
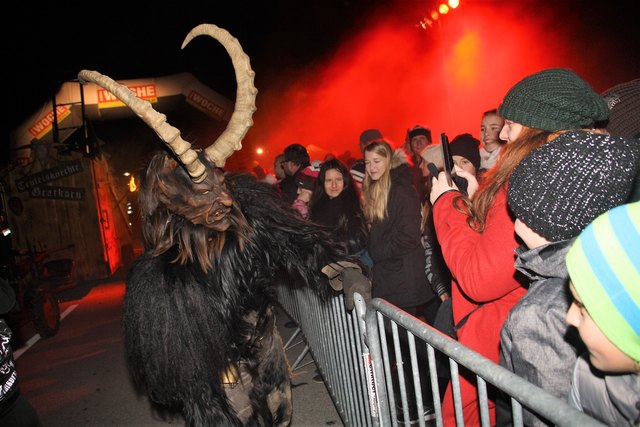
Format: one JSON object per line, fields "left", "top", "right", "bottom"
{"left": 363, "top": 141, "right": 434, "bottom": 315}
{"left": 363, "top": 140, "right": 437, "bottom": 422}
{"left": 362, "top": 141, "right": 435, "bottom": 312}
{"left": 309, "top": 158, "right": 368, "bottom": 259}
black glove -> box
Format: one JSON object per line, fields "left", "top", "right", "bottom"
{"left": 452, "top": 175, "right": 468, "bottom": 194}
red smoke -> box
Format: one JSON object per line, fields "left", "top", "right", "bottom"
{"left": 232, "top": 1, "right": 638, "bottom": 173}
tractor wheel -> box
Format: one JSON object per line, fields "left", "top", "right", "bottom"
{"left": 28, "top": 287, "right": 60, "bottom": 338}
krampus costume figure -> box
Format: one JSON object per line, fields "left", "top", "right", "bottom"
{"left": 79, "top": 25, "right": 365, "bottom": 426}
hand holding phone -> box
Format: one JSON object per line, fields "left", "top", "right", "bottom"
{"left": 452, "top": 175, "right": 468, "bottom": 194}
{"left": 427, "top": 162, "right": 440, "bottom": 178}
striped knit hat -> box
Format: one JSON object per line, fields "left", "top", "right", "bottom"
{"left": 566, "top": 201, "right": 640, "bottom": 362}
{"left": 297, "top": 161, "right": 322, "bottom": 190}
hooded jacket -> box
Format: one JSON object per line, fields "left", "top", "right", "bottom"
{"left": 569, "top": 354, "right": 640, "bottom": 426}
{"left": 499, "top": 239, "right": 586, "bottom": 426}
{"left": 367, "top": 149, "right": 434, "bottom": 310}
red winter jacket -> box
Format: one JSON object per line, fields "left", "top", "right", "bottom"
{"left": 433, "top": 188, "right": 526, "bottom": 426}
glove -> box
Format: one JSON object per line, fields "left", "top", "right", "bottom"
{"left": 321, "top": 261, "right": 371, "bottom": 311}
{"left": 321, "top": 261, "right": 361, "bottom": 291}
{"left": 341, "top": 268, "right": 371, "bottom": 311}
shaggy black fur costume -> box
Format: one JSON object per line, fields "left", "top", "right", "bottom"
{"left": 124, "top": 153, "right": 349, "bottom": 426}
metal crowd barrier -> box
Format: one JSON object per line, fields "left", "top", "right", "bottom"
{"left": 276, "top": 285, "right": 604, "bottom": 427}
{"left": 277, "top": 284, "right": 374, "bottom": 426}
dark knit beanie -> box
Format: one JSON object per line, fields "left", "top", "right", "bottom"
{"left": 601, "top": 78, "right": 640, "bottom": 139}
{"left": 498, "top": 68, "right": 609, "bottom": 132}
{"left": 449, "top": 133, "right": 481, "bottom": 171}
{"left": 507, "top": 130, "right": 640, "bottom": 242}
{"left": 359, "top": 129, "right": 383, "bottom": 148}
{"left": 408, "top": 125, "right": 432, "bottom": 142}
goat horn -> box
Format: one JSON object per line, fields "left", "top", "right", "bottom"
{"left": 77, "top": 24, "right": 257, "bottom": 182}
{"left": 182, "top": 24, "right": 257, "bottom": 168}
{"left": 77, "top": 70, "right": 207, "bottom": 182}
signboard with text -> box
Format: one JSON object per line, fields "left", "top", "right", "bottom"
{"left": 28, "top": 105, "right": 72, "bottom": 140}
{"left": 97, "top": 84, "right": 158, "bottom": 109}
{"left": 29, "top": 186, "right": 85, "bottom": 201}
{"left": 15, "top": 160, "right": 84, "bottom": 192}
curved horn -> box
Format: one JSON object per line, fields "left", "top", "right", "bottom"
{"left": 77, "top": 70, "right": 207, "bottom": 182}
{"left": 77, "top": 23, "right": 257, "bottom": 182}
{"left": 182, "top": 24, "right": 258, "bottom": 168}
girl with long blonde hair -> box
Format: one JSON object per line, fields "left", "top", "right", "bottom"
{"left": 364, "top": 140, "right": 437, "bottom": 422}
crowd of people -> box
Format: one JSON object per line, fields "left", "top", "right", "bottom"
{"left": 260, "top": 70, "right": 639, "bottom": 426}
{"left": 7, "top": 68, "right": 634, "bottom": 427}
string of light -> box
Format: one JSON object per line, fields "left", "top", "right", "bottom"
{"left": 418, "top": 0, "right": 460, "bottom": 29}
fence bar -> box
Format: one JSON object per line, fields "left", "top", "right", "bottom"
{"left": 364, "top": 298, "right": 604, "bottom": 427}
{"left": 276, "top": 284, "right": 604, "bottom": 427}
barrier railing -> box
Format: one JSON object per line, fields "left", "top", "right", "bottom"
{"left": 277, "top": 284, "right": 373, "bottom": 426}
{"left": 364, "top": 297, "right": 604, "bottom": 427}
{"left": 276, "top": 285, "right": 604, "bottom": 427}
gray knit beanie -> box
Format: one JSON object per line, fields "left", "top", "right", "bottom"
{"left": 498, "top": 68, "right": 609, "bottom": 132}
{"left": 508, "top": 130, "right": 640, "bottom": 242}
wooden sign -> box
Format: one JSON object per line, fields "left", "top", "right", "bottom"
{"left": 29, "top": 186, "right": 85, "bottom": 201}
{"left": 15, "top": 160, "right": 83, "bottom": 192}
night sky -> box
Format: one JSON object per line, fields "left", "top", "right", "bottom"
{"left": 7, "top": 0, "right": 640, "bottom": 171}
{"left": 8, "top": 0, "right": 376, "bottom": 130}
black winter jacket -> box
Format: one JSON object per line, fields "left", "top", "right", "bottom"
{"left": 310, "top": 193, "right": 368, "bottom": 256}
{"left": 367, "top": 152, "right": 435, "bottom": 309}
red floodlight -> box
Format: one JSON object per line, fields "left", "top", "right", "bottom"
{"left": 439, "top": 4, "right": 450, "bottom": 14}
{"left": 430, "top": 10, "right": 439, "bottom": 21}
{"left": 448, "top": 0, "right": 460, "bottom": 9}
